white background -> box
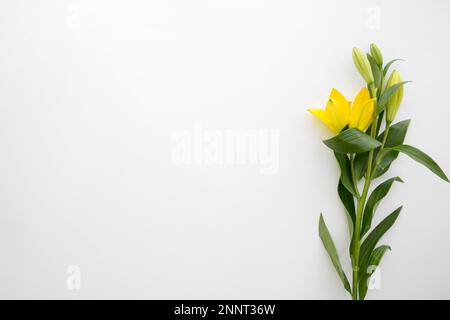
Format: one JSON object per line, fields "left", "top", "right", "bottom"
{"left": 0, "top": 0, "right": 449, "bottom": 299}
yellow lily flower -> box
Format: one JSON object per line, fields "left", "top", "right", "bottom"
{"left": 308, "top": 88, "right": 350, "bottom": 134}
{"left": 349, "top": 87, "right": 375, "bottom": 131}
{"left": 308, "top": 88, "right": 374, "bottom": 133}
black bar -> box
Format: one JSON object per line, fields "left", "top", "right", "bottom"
{"left": 0, "top": 300, "right": 448, "bottom": 318}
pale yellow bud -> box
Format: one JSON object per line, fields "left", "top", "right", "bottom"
{"left": 352, "top": 47, "right": 374, "bottom": 85}
{"left": 386, "top": 70, "right": 404, "bottom": 122}
{"left": 370, "top": 43, "right": 383, "bottom": 67}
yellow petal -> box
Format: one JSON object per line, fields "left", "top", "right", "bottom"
{"left": 330, "top": 88, "right": 351, "bottom": 125}
{"left": 356, "top": 100, "right": 374, "bottom": 130}
{"left": 308, "top": 108, "right": 340, "bottom": 133}
{"left": 327, "top": 88, "right": 350, "bottom": 132}
{"left": 349, "top": 88, "right": 374, "bottom": 131}
{"left": 330, "top": 88, "right": 349, "bottom": 108}
{"left": 324, "top": 100, "right": 341, "bottom": 131}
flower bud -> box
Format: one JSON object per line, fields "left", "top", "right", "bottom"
{"left": 370, "top": 43, "right": 383, "bottom": 67}
{"left": 352, "top": 47, "right": 374, "bottom": 84}
{"left": 385, "top": 70, "right": 404, "bottom": 122}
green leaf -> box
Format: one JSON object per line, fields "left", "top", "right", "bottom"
{"left": 377, "top": 81, "right": 410, "bottom": 114}
{"left": 334, "top": 152, "right": 358, "bottom": 197}
{"left": 353, "top": 115, "right": 396, "bottom": 180}
{"left": 353, "top": 152, "right": 369, "bottom": 180}
{"left": 359, "top": 206, "right": 402, "bottom": 281}
{"left": 367, "top": 54, "right": 382, "bottom": 91}
{"left": 359, "top": 245, "right": 391, "bottom": 300}
{"left": 389, "top": 145, "right": 449, "bottom": 182}
{"left": 383, "top": 59, "right": 403, "bottom": 76}
{"left": 361, "top": 177, "right": 403, "bottom": 237}
{"left": 373, "top": 119, "right": 411, "bottom": 178}
{"left": 338, "top": 179, "right": 356, "bottom": 228}
{"left": 318, "top": 214, "right": 352, "bottom": 294}
{"left": 323, "top": 128, "right": 382, "bottom": 154}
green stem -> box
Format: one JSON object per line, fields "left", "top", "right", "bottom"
{"left": 371, "top": 122, "right": 391, "bottom": 179}
{"left": 351, "top": 83, "right": 378, "bottom": 300}
{"left": 380, "top": 123, "right": 390, "bottom": 148}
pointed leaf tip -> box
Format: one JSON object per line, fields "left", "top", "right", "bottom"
{"left": 389, "top": 145, "right": 449, "bottom": 182}
{"left": 318, "top": 214, "right": 352, "bottom": 294}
